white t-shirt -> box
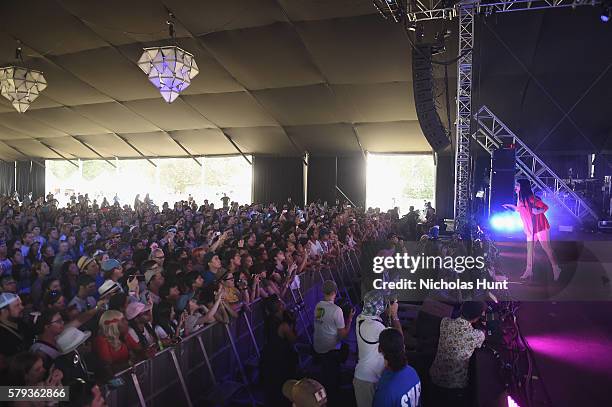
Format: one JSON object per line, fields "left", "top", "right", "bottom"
{"left": 313, "top": 300, "right": 345, "bottom": 354}
{"left": 354, "top": 315, "right": 386, "bottom": 383}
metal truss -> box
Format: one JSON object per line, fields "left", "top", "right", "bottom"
{"left": 453, "top": 4, "right": 475, "bottom": 232}
{"left": 407, "top": 0, "right": 601, "bottom": 22}
{"left": 474, "top": 105, "right": 599, "bottom": 223}
{"left": 446, "top": 0, "right": 600, "bottom": 230}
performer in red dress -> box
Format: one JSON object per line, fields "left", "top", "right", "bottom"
{"left": 503, "top": 179, "right": 561, "bottom": 281}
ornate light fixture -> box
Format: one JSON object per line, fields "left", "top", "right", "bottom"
{"left": 0, "top": 46, "right": 47, "bottom": 113}
{"left": 137, "top": 12, "right": 199, "bottom": 103}
{"left": 137, "top": 45, "right": 199, "bottom": 103}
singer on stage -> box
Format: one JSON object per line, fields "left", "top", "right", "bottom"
{"left": 502, "top": 179, "right": 561, "bottom": 282}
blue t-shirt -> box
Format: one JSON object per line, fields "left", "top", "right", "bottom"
{"left": 202, "top": 270, "right": 216, "bottom": 284}
{"left": 373, "top": 365, "right": 421, "bottom": 407}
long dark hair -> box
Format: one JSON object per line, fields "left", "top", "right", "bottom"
{"left": 155, "top": 301, "right": 178, "bottom": 338}
{"left": 517, "top": 179, "right": 534, "bottom": 205}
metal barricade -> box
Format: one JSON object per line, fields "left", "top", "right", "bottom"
{"left": 106, "top": 267, "right": 333, "bottom": 407}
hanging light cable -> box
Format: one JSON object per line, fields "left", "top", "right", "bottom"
{"left": 0, "top": 41, "right": 48, "bottom": 113}
{"left": 137, "top": 11, "right": 199, "bottom": 103}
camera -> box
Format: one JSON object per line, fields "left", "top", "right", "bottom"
{"left": 336, "top": 297, "right": 353, "bottom": 320}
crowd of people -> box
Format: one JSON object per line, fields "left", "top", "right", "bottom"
{"left": 0, "top": 190, "right": 489, "bottom": 407}
{"left": 0, "top": 192, "right": 396, "bottom": 406}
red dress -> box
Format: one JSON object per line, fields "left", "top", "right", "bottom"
{"left": 517, "top": 196, "right": 550, "bottom": 236}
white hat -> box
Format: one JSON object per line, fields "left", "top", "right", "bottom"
{"left": 56, "top": 327, "right": 91, "bottom": 355}
{"left": 0, "top": 292, "right": 19, "bottom": 308}
{"left": 98, "top": 280, "right": 121, "bottom": 298}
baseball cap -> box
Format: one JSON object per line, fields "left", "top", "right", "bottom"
{"left": 461, "top": 301, "right": 486, "bottom": 320}
{"left": 144, "top": 269, "right": 159, "bottom": 285}
{"left": 282, "top": 379, "right": 327, "bottom": 407}
{"left": 176, "top": 292, "right": 194, "bottom": 313}
{"left": 125, "top": 301, "right": 152, "bottom": 320}
{"left": 0, "top": 292, "right": 19, "bottom": 308}
{"left": 101, "top": 259, "right": 121, "bottom": 273}
{"left": 322, "top": 280, "right": 337, "bottom": 296}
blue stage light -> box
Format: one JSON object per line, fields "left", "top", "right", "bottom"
{"left": 489, "top": 211, "right": 523, "bottom": 232}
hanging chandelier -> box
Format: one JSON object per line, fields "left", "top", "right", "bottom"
{"left": 137, "top": 45, "right": 199, "bottom": 103}
{"left": 137, "top": 13, "right": 198, "bottom": 103}
{"left": 0, "top": 46, "right": 47, "bottom": 113}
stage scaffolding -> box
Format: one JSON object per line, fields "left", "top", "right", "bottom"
{"left": 394, "top": 0, "right": 603, "bottom": 230}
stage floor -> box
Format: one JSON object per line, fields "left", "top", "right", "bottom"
{"left": 495, "top": 233, "right": 612, "bottom": 406}
{"left": 517, "top": 301, "right": 612, "bottom": 407}
{"left": 494, "top": 236, "right": 612, "bottom": 301}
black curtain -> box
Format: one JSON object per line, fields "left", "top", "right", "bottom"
{"left": 15, "top": 161, "right": 31, "bottom": 198}
{"left": 337, "top": 155, "right": 366, "bottom": 208}
{"left": 307, "top": 155, "right": 366, "bottom": 207}
{"left": 435, "top": 154, "right": 454, "bottom": 220}
{"left": 0, "top": 161, "right": 15, "bottom": 195}
{"left": 307, "top": 156, "right": 336, "bottom": 205}
{"left": 15, "top": 161, "right": 45, "bottom": 199}
{"left": 31, "top": 162, "right": 45, "bottom": 199}
{"left": 252, "top": 156, "right": 303, "bottom": 205}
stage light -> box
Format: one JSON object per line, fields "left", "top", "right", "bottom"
{"left": 507, "top": 395, "right": 521, "bottom": 407}
{"left": 489, "top": 211, "right": 523, "bottom": 233}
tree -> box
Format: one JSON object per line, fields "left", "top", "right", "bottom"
{"left": 49, "top": 161, "right": 78, "bottom": 180}
{"left": 159, "top": 159, "right": 201, "bottom": 194}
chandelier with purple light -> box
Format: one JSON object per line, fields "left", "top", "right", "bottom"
{"left": 137, "top": 45, "right": 199, "bottom": 103}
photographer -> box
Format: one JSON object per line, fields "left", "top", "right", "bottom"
{"left": 313, "top": 280, "right": 354, "bottom": 405}
{"left": 429, "top": 301, "right": 486, "bottom": 406}
{"left": 260, "top": 294, "right": 298, "bottom": 406}
{"left": 354, "top": 291, "right": 403, "bottom": 407}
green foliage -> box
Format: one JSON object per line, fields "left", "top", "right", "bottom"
{"left": 49, "top": 161, "right": 78, "bottom": 180}
{"left": 82, "top": 160, "right": 112, "bottom": 181}
{"left": 158, "top": 158, "right": 201, "bottom": 194}
{"left": 399, "top": 156, "right": 435, "bottom": 199}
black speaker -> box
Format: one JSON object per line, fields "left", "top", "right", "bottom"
{"left": 490, "top": 148, "right": 516, "bottom": 213}
{"left": 412, "top": 46, "right": 451, "bottom": 152}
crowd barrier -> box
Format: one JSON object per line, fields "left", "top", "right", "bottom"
{"left": 106, "top": 250, "right": 361, "bottom": 407}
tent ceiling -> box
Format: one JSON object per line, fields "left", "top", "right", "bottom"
{"left": 0, "top": 0, "right": 429, "bottom": 160}
{"left": 1, "top": 2, "right": 608, "bottom": 161}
